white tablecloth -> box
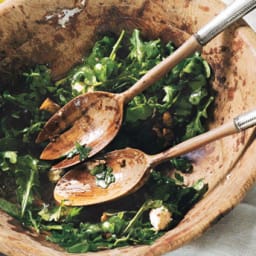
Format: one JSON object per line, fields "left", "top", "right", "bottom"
{"left": 165, "top": 1, "right": 256, "bottom": 255}
{"left": 165, "top": 187, "right": 256, "bottom": 256}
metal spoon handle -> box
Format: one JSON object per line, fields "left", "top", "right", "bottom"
{"left": 234, "top": 108, "right": 256, "bottom": 131}
{"left": 196, "top": 0, "right": 256, "bottom": 45}
{"left": 150, "top": 108, "right": 256, "bottom": 166}
{"left": 121, "top": 0, "right": 256, "bottom": 103}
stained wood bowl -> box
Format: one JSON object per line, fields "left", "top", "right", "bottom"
{"left": 1, "top": 0, "right": 256, "bottom": 255}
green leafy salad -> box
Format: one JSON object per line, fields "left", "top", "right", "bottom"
{"left": 0, "top": 29, "right": 213, "bottom": 253}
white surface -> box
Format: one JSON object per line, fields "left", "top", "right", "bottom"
{"left": 165, "top": 1, "right": 256, "bottom": 255}
{"left": 165, "top": 187, "right": 256, "bottom": 256}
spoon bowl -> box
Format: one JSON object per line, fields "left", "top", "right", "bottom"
{"left": 54, "top": 148, "right": 148, "bottom": 206}
{"left": 54, "top": 108, "right": 256, "bottom": 206}
{"left": 37, "top": 91, "right": 123, "bottom": 168}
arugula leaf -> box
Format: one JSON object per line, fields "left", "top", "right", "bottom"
{"left": 38, "top": 203, "right": 82, "bottom": 222}
{"left": 94, "top": 57, "right": 119, "bottom": 82}
{"left": 86, "top": 35, "right": 117, "bottom": 66}
{"left": 129, "top": 29, "right": 144, "bottom": 63}
{"left": 70, "top": 66, "right": 98, "bottom": 93}
{"left": 89, "top": 164, "right": 115, "bottom": 189}
{"left": 183, "top": 96, "right": 214, "bottom": 140}
{"left": 0, "top": 198, "right": 20, "bottom": 218}
{"left": 0, "top": 151, "right": 49, "bottom": 218}
{"left": 125, "top": 94, "right": 154, "bottom": 123}
{"left": 15, "top": 155, "right": 40, "bottom": 217}
{"left": 189, "top": 87, "right": 208, "bottom": 105}
{"left": 63, "top": 31, "right": 125, "bottom": 95}
{"left": 122, "top": 199, "right": 163, "bottom": 234}
{"left": 170, "top": 156, "right": 193, "bottom": 173}
{"left": 0, "top": 151, "right": 18, "bottom": 170}
{"left": 129, "top": 29, "right": 162, "bottom": 63}
{"left": 66, "top": 142, "right": 91, "bottom": 161}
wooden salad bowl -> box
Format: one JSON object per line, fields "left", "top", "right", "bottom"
{"left": 1, "top": 0, "right": 256, "bottom": 255}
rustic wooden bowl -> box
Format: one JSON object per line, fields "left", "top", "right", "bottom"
{"left": 1, "top": 0, "right": 256, "bottom": 255}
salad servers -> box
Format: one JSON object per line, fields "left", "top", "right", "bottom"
{"left": 54, "top": 108, "right": 256, "bottom": 206}
{"left": 36, "top": 0, "right": 256, "bottom": 169}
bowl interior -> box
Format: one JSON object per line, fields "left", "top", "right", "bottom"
{"left": 1, "top": 0, "right": 256, "bottom": 255}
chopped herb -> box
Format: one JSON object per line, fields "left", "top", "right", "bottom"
{"left": 170, "top": 156, "right": 193, "bottom": 173}
{"left": 66, "top": 142, "right": 91, "bottom": 161}
{"left": 0, "top": 198, "right": 20, "bottom": 219}
{"left": 90, "top": 164, "right": 115, "bottom": 189}
{"left": 38, "top": 203, "right": 82, "bottom": 222}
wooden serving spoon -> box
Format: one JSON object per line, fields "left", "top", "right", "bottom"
{"left": 37, "top": 0, "right": 256, "bottom": 170}
{"left": 54, "top": 108, "right": 256, "bottom": 206}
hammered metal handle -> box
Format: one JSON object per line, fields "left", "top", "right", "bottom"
{"left": 234, "top": 109, "right": 256, "bottom": 131}
{"left": 195, "top": 0, "right": 256, "bottom": 45}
